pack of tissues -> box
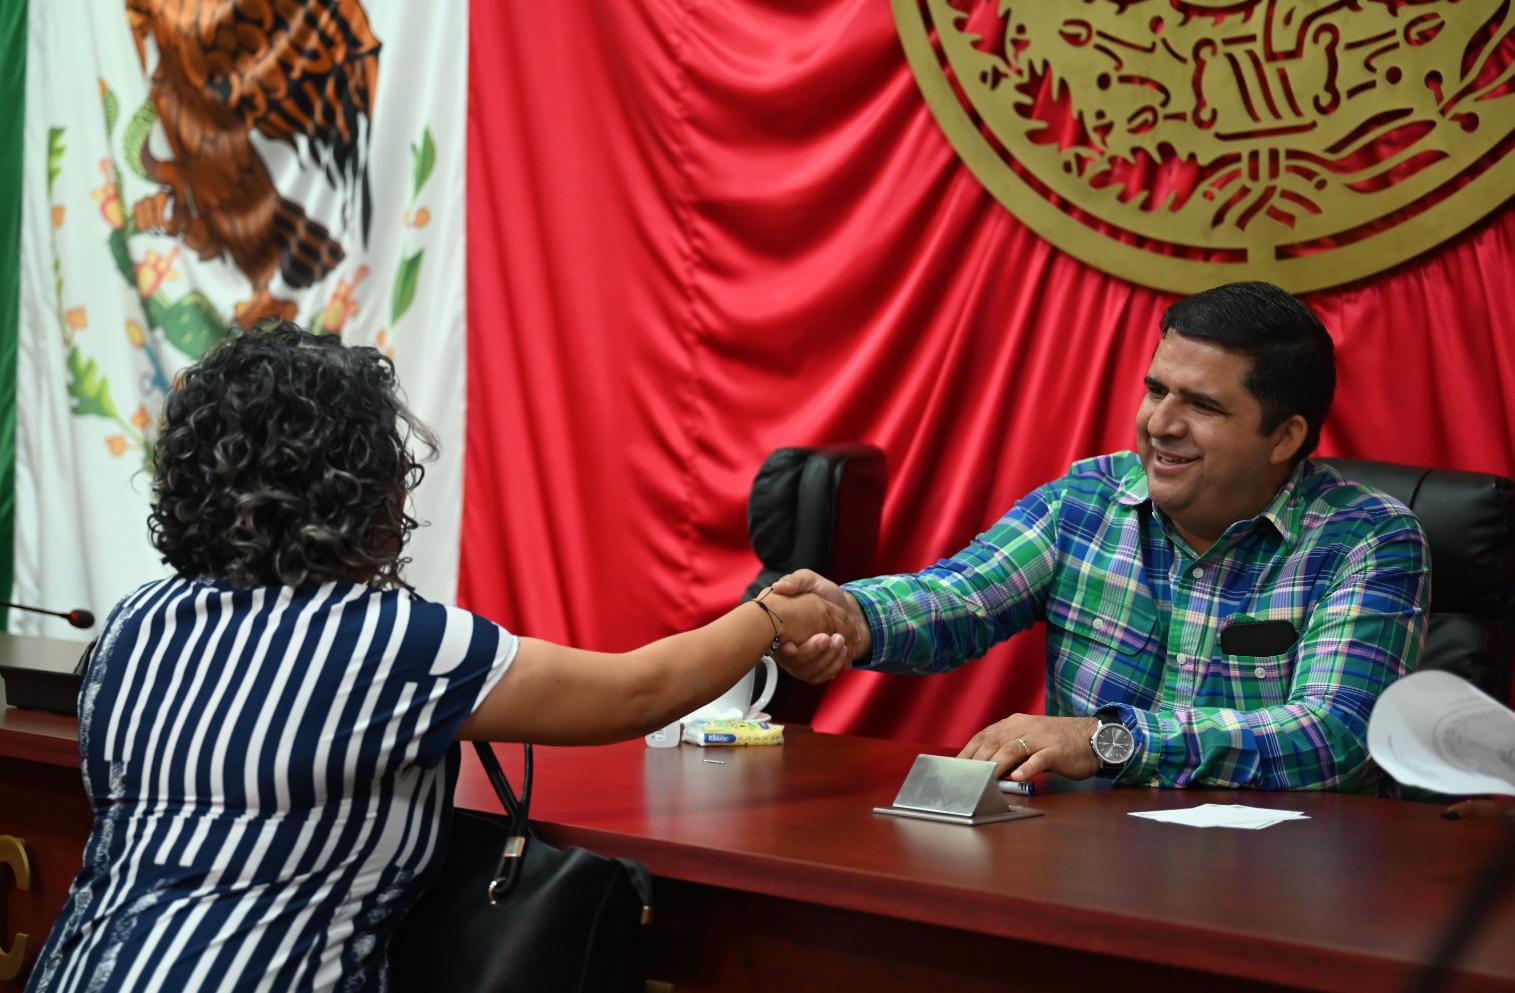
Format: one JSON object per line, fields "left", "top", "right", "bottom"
{"left": 681, "top": 719, "right": 785, "bottom": 747}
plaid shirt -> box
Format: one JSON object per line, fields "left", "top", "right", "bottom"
{"left": 845, "top": 452, "right": 1429, "bottom": 791}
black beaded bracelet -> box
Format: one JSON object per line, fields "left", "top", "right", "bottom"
{"left": 752, "top": 588, "right": 784, "bottom": 654}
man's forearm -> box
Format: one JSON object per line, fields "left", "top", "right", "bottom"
{"left": 1104, "top": 699, "right": 1374, "bottom": 791}
{"left": 847, "top": 487, "right": 1061, "bottom": 673}
{"left": 845, "top": 568, "right": 1038, "bottom": 674}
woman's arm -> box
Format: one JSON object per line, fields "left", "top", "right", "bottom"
{"left": 458, "top": 593, "right": 848, "bottom": 745}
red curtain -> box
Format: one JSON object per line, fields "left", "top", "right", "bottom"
{"left": 463, "top": 0, "right": 1515, "bottom": 747}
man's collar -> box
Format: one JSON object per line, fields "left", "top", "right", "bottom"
{"left": 1116, "top": 459, "right": 1149, "bottom": 507}
{"left": 1257, "top": 459, "right": 1309, "bottom": 545}
{"left": 1116, "top": 456, "right": 1309, "bottom": 544}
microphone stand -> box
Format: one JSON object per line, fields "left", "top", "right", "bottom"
{"left": 1, "top": 601, "right": 95, "bottom": 628}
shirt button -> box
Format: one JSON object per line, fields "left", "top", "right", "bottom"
{"left": 1092, "top": 618, "right": 1106, "bottom": 631}
{"left": 1254, "top": 666, "right": 1268, "bottom": 679}
{"left": 1190, "top": 566, "right": 1205, "bottom": 580}
{"left": 1177, "top": 654, "right": 1191, "bottom": 670}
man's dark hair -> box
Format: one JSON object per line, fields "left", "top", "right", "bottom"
{"left": 1160, "top": 281, "right": 1335, "bottom": 461}
{"left": 148, "top": 322, "right": 439, "bottom": 589}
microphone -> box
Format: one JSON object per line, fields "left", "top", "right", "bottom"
{"left": 2, "top": 601, "right": 96, "bottom": 629}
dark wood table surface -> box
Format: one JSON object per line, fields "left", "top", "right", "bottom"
{"left": 0, "top": 707, "right": 79, "bottom": 767}
{"left": 458, "top": 728, "right": 1515, "bottom": 993}
{"left": 7, "top": 709, "right": 1514, "bottom": 992}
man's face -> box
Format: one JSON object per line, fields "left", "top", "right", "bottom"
{"left": 1136, "top": 332, "right": 1298, "bottom": 551}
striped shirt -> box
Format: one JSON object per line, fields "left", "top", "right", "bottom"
{"left": 26, "top": 578, "right": 517, "bottom": 993}
{"left": 846, "top": 452, "right": 1429, "bottom": 791}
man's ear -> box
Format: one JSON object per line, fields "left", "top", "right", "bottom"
{"left": 1268, "top": 414, "right": 1309, "bottom": 466}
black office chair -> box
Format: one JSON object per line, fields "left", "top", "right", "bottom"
{"left": 1320, "top": 459, "right": 1515, "bottom": 701}
{"left": 744, "top": 445, "right": 887, "bottom": 722}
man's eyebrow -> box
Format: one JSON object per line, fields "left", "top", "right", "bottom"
{"left": 1178, "top": 387, "right": 1227, "bottom": 411}
{"left": 1144, "top": 375, "right": 1228, "bottom": 411}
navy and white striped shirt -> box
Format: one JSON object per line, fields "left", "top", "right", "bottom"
{"left": 26, "top": 577, "right": 517, "bottom": 993}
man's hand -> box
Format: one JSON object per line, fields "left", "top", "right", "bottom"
{"left": 770, "top": 569, "right": 870, "bottom": 684}
{"left": 958, "top": 714, "right": 1101, "bottom": 781}
{"left": 762, "top": 592, "right": 851, "bottom": 677}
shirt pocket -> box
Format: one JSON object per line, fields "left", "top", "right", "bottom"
{"left": 1046, "top": 597, "right": 1159, "bottom": 701}
{"left": 1203, "top": 652, "right": 1294, "bottom": 709}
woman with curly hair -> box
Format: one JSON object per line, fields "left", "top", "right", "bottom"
{"left": 27, "top": 323, "right": 851, "bottom": 993}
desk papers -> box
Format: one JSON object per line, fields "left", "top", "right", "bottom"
{"left": 1127, "top": 804, "right": 1310, "bottom": 829}
{"left": 1368, "top": 670, "right": 1515, "bottom": 796}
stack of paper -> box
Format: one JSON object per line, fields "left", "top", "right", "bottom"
{"left": 1127, "top": 804, "right": 1310, "bottom": 830}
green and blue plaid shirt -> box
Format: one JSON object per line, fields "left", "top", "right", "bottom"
{"left": 845, "top": 452, "right": 1429, "bottom": 791}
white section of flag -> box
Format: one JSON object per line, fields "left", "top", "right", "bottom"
{"left": 14, "top": 1, "right": 467, "bottom": 640}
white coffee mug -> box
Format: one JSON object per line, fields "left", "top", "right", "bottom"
{"left": 682, "top": 655, "right": 778, "bottom": 723}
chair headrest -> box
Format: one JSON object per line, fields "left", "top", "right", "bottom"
{"left": 748, "top": 448, "right": 813, "bottom": 571}
{"left": 747, "top": 445, "right": 886, "bottom": 581}
{"left": 1319, "top": 458, "right": 1515, "bottom": 616}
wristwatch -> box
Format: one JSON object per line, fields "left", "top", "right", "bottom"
{"left": 1089, "top": 714, "right": 1135, "bottom": 777}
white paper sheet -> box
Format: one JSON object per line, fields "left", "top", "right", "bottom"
{"left": 1367, "top": 670, "right": 1515, "bottom": 795}
{"left": 1127, "top": 803, "right": 1310, "bottom": 829}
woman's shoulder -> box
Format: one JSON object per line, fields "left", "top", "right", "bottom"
{"left": 106, "top": 577, "right": 515, "bottom": 650}
{"left": 97, "top": 576, "right": 194, "bottom": 636}
{"left": 389, "top": 587, "right": 512, "bottom": 629}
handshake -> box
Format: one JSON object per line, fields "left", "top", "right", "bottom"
{"left": 759, "top": 570, "right": 869, "bottom": 685}
{"left": 752, "top": 570, "right": 1105, "bottom": 781}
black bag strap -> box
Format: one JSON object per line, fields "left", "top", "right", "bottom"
{"left": 472, "top": 741, "right": 533, "bottom": 903}
{"left": 468, "top": 742, "right": 655, "bottom": 921}
{"left": 473, "top": 741, "right": 531, "bottom": 822}
{"left": 615, "top": 857, "right": 656, "bottom": 924}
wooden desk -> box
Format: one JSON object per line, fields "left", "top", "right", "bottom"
{"left": 0, "top": 710, "right": 90, "bottom": 993}
{"left": 458, "top": 729, "right": 1515, "bottom": 993}
{"left": 3, "top": 713, "right": 1512, "bottom": 993}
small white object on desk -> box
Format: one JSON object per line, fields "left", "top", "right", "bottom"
{"left": 1127, "top": 803, "right": 1309, "bottom": 830}
{"left": 644, "top": 720, "right": 681, "bottom": 748}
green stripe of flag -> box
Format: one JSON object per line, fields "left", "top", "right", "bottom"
{"left": 0, "top": 0, "right": 26, "bottom": 628}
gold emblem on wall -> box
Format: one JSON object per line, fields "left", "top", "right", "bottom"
{"left": 893, "top": 0, "right": 1515, "bottom": 293}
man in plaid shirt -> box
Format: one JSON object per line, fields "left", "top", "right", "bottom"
{"left": 775, "top": 282, "right": 1428, "bottom": 791}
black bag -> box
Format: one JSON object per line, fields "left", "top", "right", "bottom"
{"left": 390, "top": 742, "right": 655, "bottom": 992}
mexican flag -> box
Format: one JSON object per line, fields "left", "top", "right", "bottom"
{"left": 1, "top": 0, "right": 468, "bottom": 638}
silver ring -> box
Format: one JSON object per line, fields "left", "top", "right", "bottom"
{"left": 1017, "top": 737, "right": 1030, "bottom": 755}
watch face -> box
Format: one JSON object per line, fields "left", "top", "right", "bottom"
{"left": 1094, "top": 722, "right": 1135, "bottom": 764}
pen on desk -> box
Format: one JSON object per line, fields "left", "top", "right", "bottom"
{"left": 997, "top": 779, "right": 1035, "bottom": 796}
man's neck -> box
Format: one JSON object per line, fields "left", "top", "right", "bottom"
{"left": 1165, "top": 465, "right": 1300, "bottom": 557}
{"left": 1169, "top": 517, "right": 1218, "bottom": 556}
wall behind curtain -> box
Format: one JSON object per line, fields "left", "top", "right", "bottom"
{"left": 463, "top": 0, "right": 1515, "bottom": 745}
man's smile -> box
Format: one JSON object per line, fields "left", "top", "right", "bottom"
{"left": 1150, "top": 449, "right": 1199, "bottom": 472}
